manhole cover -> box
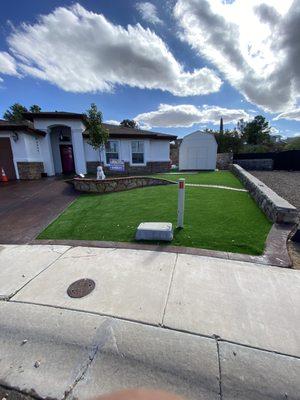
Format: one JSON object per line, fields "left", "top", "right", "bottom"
{"left": 67, "top": 278, "right": 95, "bottom": 298}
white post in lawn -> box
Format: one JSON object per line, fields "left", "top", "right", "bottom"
{"left": 177, "top": 178, "right": 185, "bottom": 228}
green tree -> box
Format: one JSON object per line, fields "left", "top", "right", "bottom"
{"left": 219, "top": 117, "right": 224, "bottom": 134}
{"left": 217, "top": 129, "right": 243, "bottom": 153}
{"left": 242, "top": 115, "right": 271, "bottom": 145}
{"left": 284, "top": 136, "right": 300, "bottom": 150}
{"left": 30, "top": 104, "right": 42, "bottom": 113}
{"left": 120, "top": 119, "right": 138, "bottom": 129}
{"left": 3, "top": 103, "right": 28, "bottom": 122}
{"left": 237, "top": 118, "right": 246, "bottom": 136}
{"left": 84, "top": 103, "right": 109, "bottom": 163}
{"left": 205, "top": 128, "right": 243, "bottom": 153}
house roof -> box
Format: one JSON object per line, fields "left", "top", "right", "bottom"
{"left": 22, "top": 112, "right": 177, "bottom": 141}
{"left": 22, "top": 111, "right": 85, "bottom": 121}
{"left": 0, "top": 120, "right": 46, "bottom": 137}
{"left": 98, "top": 123, "right": 177, "bottom": 141}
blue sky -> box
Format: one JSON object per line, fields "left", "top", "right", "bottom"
{"left": 0, "top": 0, "right": 299, "bottom": 138}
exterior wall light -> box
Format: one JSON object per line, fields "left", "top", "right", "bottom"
{"left": 12, "top": 132, "right": 19, "bottom": 142}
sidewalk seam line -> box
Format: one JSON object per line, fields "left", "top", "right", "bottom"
{"left": 7, "top": 299, "right": 300, "bottom": 361}
{"left": 6, "top": 246, "right": 71, "bottom": 301}
{"left": 161, "top": 253, "right": 178, "bottom": 326}
{"left": 216, "top": 340, "right": 223, "bottom": 400}
{"left": 64, "top": 319, "right": 114, "bottom": 400}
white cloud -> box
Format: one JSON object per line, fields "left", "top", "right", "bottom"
{"left": 136, "top": 2, "right": 163, "bottom": 25}
{"left": 174, "top": 0, "right": 299, "bottom": 113}
{"left": 270, "top": 126, "right": 279, "bottom": 135}
{"left": 0, "top": 51, "right": 18, "bottom": 77}
{"left": 105, "top": 120, "right": 120, "bottom": 125}
{"left": 274, "top": 109, "right": 300, "bottom": 121}
{"left": 7, "top": 3, "right": 221, "bottom": 96}
{"left": 135, "top": 103, "right": 249, "bottom": 128}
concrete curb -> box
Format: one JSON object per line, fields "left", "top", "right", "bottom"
{"left": 0, "top": 302, "right": 299, "bottom": 400}
{"left": 32, "top": 222, "right": 295, "bottom": 268}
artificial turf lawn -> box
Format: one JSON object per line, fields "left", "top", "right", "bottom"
{"left": 38, "top": 185, "right": 271, "bottom": 255}
{"left": 151, "top": 171, "right": 244, "bottom": 188}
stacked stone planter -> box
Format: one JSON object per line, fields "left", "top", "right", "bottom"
{"left": 231, "top": 164, "right": 298, "bottom": 224}
{"left": 73, "top": 176, "right": 175, "bottom": 194}
{"left": 17, "top": 162, "right": 44, "bottom": 180}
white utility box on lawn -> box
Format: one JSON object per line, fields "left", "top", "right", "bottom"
{"left": 135, "top": 222, "right": 173, "bottom": 241}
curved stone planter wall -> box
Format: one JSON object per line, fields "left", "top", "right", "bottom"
{"left": 231, "top": 164, "right": 298, "bottom": 224}
{"left": 73, "top": 176, "right": 175, "bottom": 194}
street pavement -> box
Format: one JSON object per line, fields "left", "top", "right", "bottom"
{"left": 0, "top": 244, "right": 300, "bottom": 399}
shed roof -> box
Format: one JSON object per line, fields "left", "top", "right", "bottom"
{"left": 181, "top": 130, "right": 217, "bottom": 143}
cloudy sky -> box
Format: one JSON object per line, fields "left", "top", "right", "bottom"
{"left": 0, "top": 0, "right": 300, "bottom": 137}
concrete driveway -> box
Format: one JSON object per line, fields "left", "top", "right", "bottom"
{"left": 0, "top": 178, "right": 78, "bottom": 244}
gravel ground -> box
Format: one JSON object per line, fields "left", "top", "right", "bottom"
{"left": 251, "top": 171, "right": 300, "bottom": 211}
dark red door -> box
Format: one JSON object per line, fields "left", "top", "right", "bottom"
{"left": 60, "top": 145, "right": 75, "bottom": 174}
{"left": 0, "top": 138, "right": 16, "bottom": 180}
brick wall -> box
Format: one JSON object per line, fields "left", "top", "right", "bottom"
{"left": 86, "top": 161, "right": 170, "bottom": 176}
{"left": 17, "top": 162, "right": 44, "bottom": 180}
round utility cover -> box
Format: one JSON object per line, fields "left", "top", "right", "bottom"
{"left": 67, "top": 278, "right": 95, "bottom": 298}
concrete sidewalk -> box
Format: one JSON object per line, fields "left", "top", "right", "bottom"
{"left": 0, "top": 244, "right": 300, "bottom": 399}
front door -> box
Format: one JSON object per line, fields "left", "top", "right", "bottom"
{"left": 60, "top": 145, "right": 75, "bottom": 174}
{"left": 0, "top": 137, "right": 17, "bottom": 180}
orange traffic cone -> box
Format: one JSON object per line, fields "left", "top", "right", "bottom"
{"left": 0, "top": 167, "right": 8, "bottom": 182}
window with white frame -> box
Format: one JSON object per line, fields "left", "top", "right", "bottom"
{"left": 105, "top": 140, "right": 119, "bottom": 164}
{"left": 131, "top": 141, "right": 144, "bottom": 164}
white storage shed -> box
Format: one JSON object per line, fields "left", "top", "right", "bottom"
{"left": 179, "top": 131, "right": 217, "bottom": 171}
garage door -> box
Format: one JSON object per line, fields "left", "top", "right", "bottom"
{"left": 0, "top": 138, "right": 17, "bottom": 180}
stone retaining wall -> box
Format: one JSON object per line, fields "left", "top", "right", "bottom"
{"left": 231, "top": 164, "right": 298, "bottom": 224}
{"left": 17, "top": 162, "right": 44, "bottom": 180}
{"left": 216, "top": 153, "right": 233, "bottom": 170}
{"left": 73, "top": 176, "right": 175, "bottom": 194}
{"left": 170, "top": 139, "right": 182, "bottom": 166}
{"left": 86, "top": 161, "right": 170, "bottom": 176}
{"left": 235, "top": 158, "right": 273, "bottom": 171}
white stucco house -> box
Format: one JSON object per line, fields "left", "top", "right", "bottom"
{"left": 0, "top": 112, "right": 176, "bottom": 180}
{"left": 179, "top": 131, "right": 217, "bottom": 171}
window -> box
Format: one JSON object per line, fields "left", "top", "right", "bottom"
{"left": 105, "top": 140, "right": 119, "bottom": 164}
{"left": 131, "top": 141, "right": 144, "bottom": 164}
